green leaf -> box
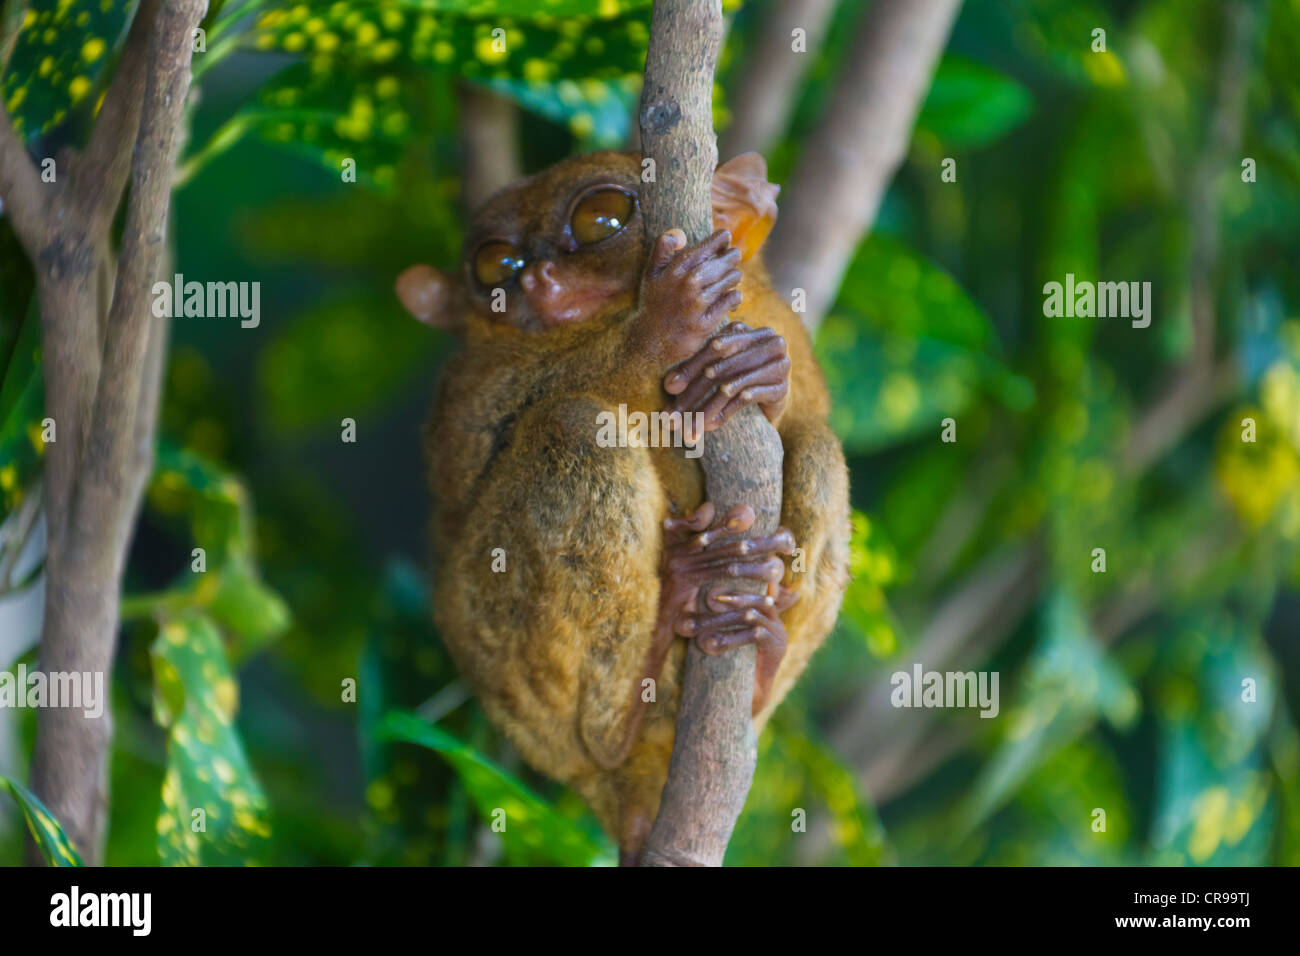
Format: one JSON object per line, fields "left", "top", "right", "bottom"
{"left": 150, "top": 613, "right": 271, "bottom": 865}
{"left": 0, "top": 298, "right": 44, "bottom": 523}
{"left": 817, "top": 236, "right": 1033, "bottom": 453}
{"left": 234, "top": 61, "right": 425, "bottom": 191}
{"left": 835, "top": 235, "right": 997, "bottom": 351}
{"left": 916, "top": 56, "right": 1033, "bottom": 150}
{"left": 483, "top": 74, "right": 636, "bottom": 148}
{"left": 377, "top": 710, "right": 613, "bottom": 866}
{"left": 248, "top": 3, "right": 652, "bottom": 84}
{"left": 1, "top": 0, "right": 132, "bottom": 138}
{"left": 0, "top": 776, "right": 84, "bottom": 866}
{"left": 208, "top": 556, "right": 291, "bottom": 658}
{"left": 128, "top": 444, "right": 290, "bottom": 659}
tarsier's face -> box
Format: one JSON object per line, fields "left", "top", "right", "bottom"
{"left": 463, "top": 150, "right": 647, "bottom": 332}
{"left": 395, "top": 150, "right": 775, "bottom": 335}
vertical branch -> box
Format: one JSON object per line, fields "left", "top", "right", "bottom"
{"left": 765, "top": 0, "right": 963, "bottom": 332}
{"left": 718, "top": 0, "right": 835, "bottom": 159}
{"left": 456, "top": 82, "right": 521, "bottom": 212}
{"left": 25, "top": 0, "right": 207, "bottom": 865}
{"left": 1185, "top": 0, "right": 1253, "bottom": 372}
{"left": 636, "top": 0, "right": 783, "bottom": 868}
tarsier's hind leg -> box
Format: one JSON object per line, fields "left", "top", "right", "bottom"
{"left": 433, "top": 393, "right": 665, "bottom": 788}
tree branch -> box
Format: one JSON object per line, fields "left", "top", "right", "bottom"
{"left": 718, "top": 0, "right": 835, "bottom": 160}
{"left": 636, "top": 0, "right": 783, "bottom": 868}
{"left": 75, "top": 0, "right": 160, "bottom": 235}
{"left": 27, "top": 0, "right": 206, "bottom": 865}
{"left": 455, "top": 81, "right": 521, "bottom": 213}
{"left": 0, "top": 89, "right": 46, "bottom": 257}
{"left": 765, "top": 0, "right": 962, "bottom": 332}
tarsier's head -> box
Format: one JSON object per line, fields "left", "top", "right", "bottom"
{"left": 395, "top": 150, "right": 778, "bottom": 334}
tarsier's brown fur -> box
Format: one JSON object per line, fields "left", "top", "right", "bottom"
{"left": 399, "top": 151, "right": 850, "bottom": 859}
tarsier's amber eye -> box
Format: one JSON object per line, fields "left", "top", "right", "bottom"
{"left": 570, "top": 188, "right": 635, "bottom": 245}
{"left": 473, "top": 241, "right": 526, "bottom": 287}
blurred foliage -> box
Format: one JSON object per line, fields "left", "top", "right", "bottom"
{"left": 2, "top": 0, "right": 1299, "bottom": 868}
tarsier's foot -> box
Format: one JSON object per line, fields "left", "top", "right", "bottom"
{"left": 680, "top": 581, "right": 799, "bottom": 716}
{"left": 659, "top": 502, "right": 799, "bottom": 714}
{"left": 664, "top": 321, "right": 790, "bottom": 431}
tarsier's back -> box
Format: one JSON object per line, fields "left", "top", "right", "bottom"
{"left": 407, "top": 151, "right": 850, "bottom": 859}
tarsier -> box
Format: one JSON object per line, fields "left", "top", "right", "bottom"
{"left": 396, "top": 150, "right": 850, "bottom": 863}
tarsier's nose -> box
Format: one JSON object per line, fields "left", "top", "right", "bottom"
{"left": 516, "top": 257, "right": 620, "bottom": 328}
{"left": 518, "top": 259, "right": 568, "bottom": 315}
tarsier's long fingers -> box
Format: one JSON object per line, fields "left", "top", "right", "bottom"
{"left": 661, "top": 500, "right": 720, "bottom": 540}
{"left": 683, "top": 521, "right": 792, "bottom": 559}
{"left": 646, "top": 229, "right": 688, "bottom": 277}
{"left": 660, "top": 503, "right": 794, "bottom": 631}
{"left": 675, "top": 581, "right": 798, "bottom": 640}
{"left": 672, "top": 603, "right": 789, "bottom": 715}
{"left": 703, "top": 288, "right": 744, "bottom": 328}
{"left": 675, "top": 238, "right": 741, "bottom": 325}
{"left": 668, "top": 552, "right": 786, "bottom": 587}
{"left": 664, "top": 322, "right": 790, "bottom": 429}
{"left": 668, "top": 229, "right": 735, "bottom": 277}
{"left": 706, "top": 580, "right": 801, "bottom": 615}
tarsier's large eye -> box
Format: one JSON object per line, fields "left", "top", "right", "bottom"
{"left": 474, "top": 241, "right": 526, "bottom": 287}
{"left": 570, "top": 188, "right": 635, "bottom": 245}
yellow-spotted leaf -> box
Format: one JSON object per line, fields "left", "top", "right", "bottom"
{"left": 1, "top": 0, "right": 131, "bottom": 138}
{"left": 249, "top": 3, "right": 651, "bottom": 84}
{"left": 0, "top": 299, "right": 44, "bottom": 523}
{"left": 148, "top": 441, "right": 253, "bottom": 566}
{"left": 0, "top": 775, "right": 84, "bottom": 866}
{"left": 150, "top": 614, "right": 271, "bottom": 865}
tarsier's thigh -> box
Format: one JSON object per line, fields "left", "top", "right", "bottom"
{"left": 435, "top": 395, "right": 668, "bottom": 781}
{"left": 756, "top": 415, "right": 851, "bottom": 726}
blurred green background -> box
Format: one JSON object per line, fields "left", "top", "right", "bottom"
{"left": 1, "top": 0, "right": 1298, "bottom": 866}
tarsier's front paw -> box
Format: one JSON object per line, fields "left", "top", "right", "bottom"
{"left": 664, "top": 321, "right": 790, "bottom": 431}
{"left": 639, "top": 229, "right": 743, "bottom": 368}
{"left": 659, "top": 501, "right": 798, "bottom": 713}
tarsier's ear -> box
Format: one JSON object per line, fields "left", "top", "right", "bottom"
{"left": 395, "top": 264, "right": 462, "bottom": 331}
{"left": 711, "top": 152, "right": 780, "bottom": 263}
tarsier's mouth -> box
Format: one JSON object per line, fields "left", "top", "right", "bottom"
{"left": 536, "top": 293, "right": 610, "bottom": 327}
